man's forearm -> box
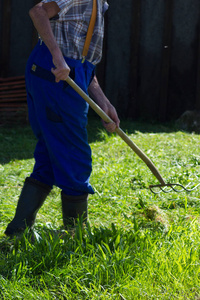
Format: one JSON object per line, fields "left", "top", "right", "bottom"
{"left": 29, "top": 2, "right": 70, "bottom": 82}
{"left": 29, "top": 3, "right": 61, "bottom": 57}
{"left": 88, "top": 75, "right": 110, "bottom": 110}
{"left": 88, "top": 76, "right": 120, "bottom": 131}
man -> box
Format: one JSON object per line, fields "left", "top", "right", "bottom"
{"left": 5, "top": 0, "right": 120, "bottom": 236}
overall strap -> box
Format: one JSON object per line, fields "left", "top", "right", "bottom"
{"left": 82, "top": 0, "right": 97, "bottom": 63}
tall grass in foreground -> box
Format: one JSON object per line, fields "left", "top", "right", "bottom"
{"left": 0, "top": 120, "right": 200, "bottom": 299}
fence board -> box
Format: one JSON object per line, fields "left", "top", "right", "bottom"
{"left": 127, "top": 0, "right": 141, "bottom": 118}
{"left": 195, "top": 21, "right": 200, "bottom": 110}
{"left": 159, "top": 0, "right": 174, "bottom": 121}
{"left": 0, "top": 0, "right": 12, "bottom": 77}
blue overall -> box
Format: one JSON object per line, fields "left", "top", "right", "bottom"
{"left": 25, "top": 42, "right": 96, "bottom": 196}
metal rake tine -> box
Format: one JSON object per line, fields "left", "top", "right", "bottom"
{"left": 149, "top": 182, "right": 200, "bottom": 194}
{"left": 176, "top": 183, "right": 200, "bottom": 192}
{"left": 168, "top": 184, "right": 186, "bottom": 193}
{"left": 149, "top": 185, "right": 174, "bottom": 194}
{"left": 161, "top": 186, "right": 176, "bottom": 193}
{"left": 167, "top": 183, "right": 200, "bottom": 192}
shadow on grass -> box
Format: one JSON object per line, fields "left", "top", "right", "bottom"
{"left": 0, "top": 125, "right": 36, "bottom": 164}
{"left": 0, "top": 114, "right": 182, "bottom": 165}
{"left": 87, "top": 114, "right": 180, "bottom": 143}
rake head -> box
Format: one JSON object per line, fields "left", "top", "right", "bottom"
{"left": 149, "top": 182, "right": 200, "bottom": 194}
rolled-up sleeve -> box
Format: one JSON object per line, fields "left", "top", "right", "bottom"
{"left": 41, "top": 0, "right": 72, "bottom": 15}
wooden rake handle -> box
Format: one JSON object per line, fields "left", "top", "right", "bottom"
{"left": 66, "top": 76, "right": 166, "bottom": 185}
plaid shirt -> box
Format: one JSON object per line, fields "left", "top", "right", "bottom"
{"left": 41, "top": 0, "right": 108, "bottom": 65}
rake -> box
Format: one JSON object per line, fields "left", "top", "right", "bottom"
{"left": 66, "top": 76, "right": 199, "bottom": 194}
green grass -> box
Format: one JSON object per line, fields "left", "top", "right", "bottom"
{"left": 0, "top": 118, "right": 200, "bottom": 299}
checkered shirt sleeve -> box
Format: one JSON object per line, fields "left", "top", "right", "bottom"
{"left": 42, "top": 0, "right": 71, "bottom": 13}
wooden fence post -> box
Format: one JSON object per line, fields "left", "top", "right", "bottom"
{"left": 159, "top": 0, "right": 174, "bottom": 121}
{"left": 0, "top": 0, "right": 12, "bottom": 77}
{"left": 127, "top": 0, "right": 141, "bottom": 118}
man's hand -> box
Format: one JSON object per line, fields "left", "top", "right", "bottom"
{"left": 88, "top": 76, "right": 120, "bottom": 133}
{"left": 51, "top": 54, "right": 71, "bottom": 82}
{"left": 101, "top": 103, "right": 120, "bottom": 132}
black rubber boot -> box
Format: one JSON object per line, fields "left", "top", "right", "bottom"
{"left": 61, "top": 192, "right": 88, "bottom": 228}
{"left": 5, "top": 177, "right": 51, "bottom": 236}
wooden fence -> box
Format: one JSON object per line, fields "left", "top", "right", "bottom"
{"left": 101, "top": 0, "right": 200, "bottom": 121}
{"left": 0, "top": 0, "right": 200, "bottom": 121}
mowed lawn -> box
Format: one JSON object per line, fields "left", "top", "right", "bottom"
{"left": 0, "top": 119, "right": 200, "bottom": 299}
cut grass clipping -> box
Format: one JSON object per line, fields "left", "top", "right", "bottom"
{"left": 0, "top": 120, "right": 200, "bottom": 299}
